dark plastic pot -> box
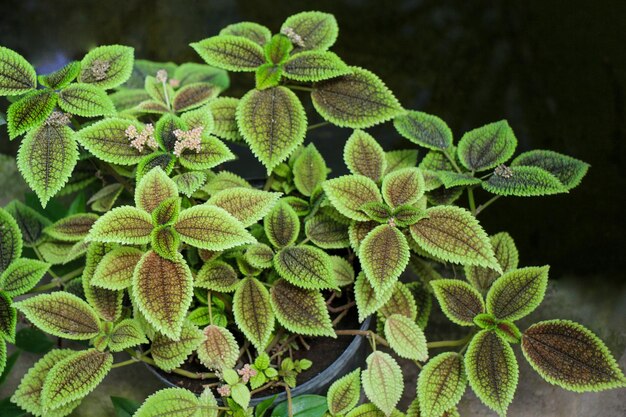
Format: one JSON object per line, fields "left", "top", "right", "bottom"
{"left": 144, "top": 316, "right": 372, "bottom": 406}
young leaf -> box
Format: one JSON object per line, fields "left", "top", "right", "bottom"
{"left": 79, "top": 45, "right": 134, "bottom": 89}
{"left": 354, "top": 272, "right": 393, "bottom": 322}
{"left": 0, "top": 258, "right": 49, "bottom": 297}
{"left": 135, "top": 166, "right": 178, "bottom": 213}
{"left": 0, "top": 46, "right": 36, "bottom": 95}
{"left": 88, "top": 206, "right": 153, "bottom": 244}
{"left": 410, "top": 206, "right": 500, "bottom": 271}
{"left": 44, "top": 213, "right": 99, "bottom": 242}
{"left": 344, "top": 129, "right": 387, "bottom": 181}
{"left": 457, "top": 121, "right": 517, "bottom": 172}
{"left": 362, "top": 351, "right": 403, "bottom": 416}
{"left": 381, "top": 167, "right": 425, "bottom": 208}
{"left": 283, "top": 51, "right": 350, "bottom": 82}
{"left": 384, "top": 314, "right": 428, "bottom": 361}
{"left": 132, "top": 251, "right": 193, "bottom": 340}
{"left": 76, "top": 118, "right": 145, "bottom": 165}
{"left": 198, "top": 325, "right": 239, "bottom": 370}
{"left": 511, "top": 149, "right": 589, "bottom": 190}
{"left": 155, "top": 113, "right": 186, "bottom": 151}
{"left": 494, "top": 320, "right": 522, "bottom": 344}
{"left": 173, "top": 82, "right": 219, "bottom": 113}
{"left": 465, "top": 330, "right": 518, "bottom": 416}
{"left": 151, "top": 226, "right": 181, "bottom": 260}
{"left": 359, "top": 224, "right": 409, "bottom": 296}
{"left": 220, "top": 21, "right": 272, "bottom": 45}
{"left": 270, "top": 279, "right": 334, "bottom": 337}
{"left": 264, "top": 34, "right": 293, "bottom": 65}
{"left": 195, "top": 260, "right": 240, "bottom": 292}
{"left": 173, "top": 171, "right": 207, "bottom": 198}
{"left": 305, "top": 213, "right": 350, "bottom": 249}
{"left": 435, "top": 171, "right": 481, "bottom": 188}
{"left": 255, "top": 63, "right": 283, "bottom": 90}
{"left": 133, "top": 387, "right": 209, "bottom": 417}
{"left": 522, "top": 320, "right": 626, "bottom": 392}
{"left": 4, "top": 200, "right": 50, "bottom": 247}
{"left": 0, "top": 292, "right": 16, "bottom": 342}
{"left": 430, "top": 279, "right": 485, "bottom": 326}
{"left": 264, "top": 201, "right": 300, "bottom": 248}
{"left": 281, "top": 11, "right": 338, "bottom": 52}
{"left": 327, "top": 368, "right": 361, "bottom": 416}
{"left": 191, "top": 35, "right": 265, "bottom": 72}
{"left": 323, "top": 175, "right": 382, "bottom": 221}
{"left": 58, "top": 83, "right": 115, "bottom": 117}
{"left": 13, "top": 291, "right": 101, "bottom": 340}
{"left": 379, "top": 282, "right": 417, "bottom": 320}
{"left": 233, "top": 277, "right": 274, "bottom": 350}
{"left": 108, "top": 319, "right": 148, "bottom": 352}
{"left": 394, "top": 110, "right": 453, "bottom": 150}
{"left": 208, "top": 97, "right": 242, "bottom": 141}
{"left": 151, "top": 321, "right": 205, "bottom": 371}
{"left": 482, "top": 165, "right": 567, "bottom": 197}
{"left": 237, "top": 86, "right": 307, "bottom": 173}
{"left": 0, "top": 207, "right": 22, "bottom": 274}
{"left": 152, "top": 197, "right": 181, "bottom": 226}
{"left": 274, "top": 245, "right": 336, "bottom": 290}
{"left": 209, "top": 188, "right": 280, "bottom": 227}
{"left": 293, "top": 143, "right": 327, "bottom": 197}
{"left": 174, "top": 205, "right": 255, "bottom": 251}
{"left": 8, "top": 90, "right": 57, "bottom": 139}
{"left": 177, "top": 135, "right": 235, "bottom": 170}
{"left": 244, "top": 243, "right": 274, "bottom": 270}
{"left": 91, "top": 246, "right": 142, "bottom": 290}
{"left": 417, "top": 352, "right": 467, "bottom": 417}
{"left": 486, "top": 266, "right": 549, "bottom": 321}
{"left": 330, "top": 255, "right": 355, "bottom": 287}
{"left": 465, "top": 231, "right": 519, "bottom": 293}
{"left": 38, "top": 61, "right": 81, "bottom": 89}
{"left": 311, "top": 67, "right": 403, "bottom": 128}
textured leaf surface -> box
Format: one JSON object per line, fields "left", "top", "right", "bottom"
{"left": 173, "top": 82, "right": 219, "bottom": 112}
{"left": 330, "top": 255, "right": 354, "bottom": 287}
{"left": 204, "top": 171, "right": 251, "bottom": 194}
{"left": 410, "top": 206, "right": 500, "bottom": 270}
{"left": 323, "top": 175, "right": 382, "bottom": 221}
{"left": 195, "top": 260, "right": 240, "bottom": 292}
{"left": 382, "top": 167, "right": 425, "bottom": 208}
{"left": 233, "top": 277, "right": 274, "bottom": 350}
{"left": 521, "top": 320, "right": 626, "bottom": 392}
{"left": 486, "top": 266, "right": 549, "bottom": 321}
{"left": 244, "top": 243, "right": 274, "bottom": 269}
{"left": 511, "top": 149, "right": 589, "bottom": 190}
{"left": 0, "top": 258, "right": 49, "bottom": 297}
{"left": 134, "top": 387, "right": 214, "bottom": 417}
{"left": 305, "top": 213, "right": 349, "bottom": 249}
{"left": 344, "top": 129, "right": 386, "bottom": 181}
{"left": 457, "top": 121, "right": 517, "bottom": 171}
{"left": 354, "top": 272, "right": 393, "bottom": 322}
{"left": 109, "top": 88, "right": 150, "bottom": 112}
{"left": 13, "top": 292, "right": 101, "bottom": 340}
{"left": 82, "top": 242, "right": 123, "bottom": 322}
{"left": 91, "top": 246, "right": 142, "bottom": 290}
{"left": 58, "top": 83, "right": 115, "bottom": 117}
{"left": 482, "top": 165, "right": 567, "bottom": 197}
{"left": 79, "top": 44, "right": 134, "bottom": 89}
{"left": 237, "top": 86, "right": 307, "bottom": 172}
{"left": 151, "top": 321, "right": 204, "bottom": 371}
{"left": 173, "top": 172, "right": 207, "bottom": 198}
{"left": 220, "top": 21, "right": 271, "bottom": 45}
{"left": 385, "top": 149, "right": 419, "bottom": 175}
{"left": 44, "top": 213, "right": 98, "bottom": 242}
{"left": 264, "top": 34, "right": 292, "bottom": 65}
{"left": 327, "top": 368, "right": 361, "bottom": 416}
{"left": 417, "top": 352, "right": 467, "bottom": 417}
{"left": 7, "top": 90, "right": 57, "bottom": 139}
{"left": 431, "top": 279, "right": 485, "bottom": 326}
{"left": 270, "top": 279, "right": 334, "bottom": 337}
{"left": 359, "top": 225, "right": 409, "bottom": 296}
{"left": 38, "top": 61, "right": 80, "bottom": 89}
{"left": 137, "top": 154, "right": 174, "bottom": 186}
{"left": 132, "top": 251, "right": 193, "bottom": 339}
{"left": 208, "top": 97, "right": 242, "bottom": 141}
{"left": 4, "top": 200, "right": 50, "bottom": 247}
{"left": 174, "top": 62, "right": 229, "bottom": 89}
{"left": 152, "top": 197, "right": 181, "bottom": 226}
{"left": 209, "top": 188, "right": 280, "bottom": 227}
{"left": 150, "top": 226, "right": 180, "bottom": 260}
{"left": 435, "top": 171, "right": 481, "bottom": 188}
{"left": 88, "top": 206, "right": 153, "bottom": 244}
{"left": 0, "top": 207, "right": 22, "bottom": 274}
{"left": 0, "top": 292, "right": 16, "bottom": 342}
{"left": 0, "top": 46, "right": 36, "bottom": 95}
{"left": 178, "top": 135, "right": 235, "bottom": 171}
{"left": 108, "top": 319, "right": 148, "bottom": 352}
{"left": 465, "top": 232, "right": 518, "bottom": 293}
{"left": 198, "top": 325, "right": 239, "bottom": 370}
{"left": 394, "top": 110, "right": 453, "bottom": 150}
{"left": 283, "top": 51, "right": 350, "bottom": 82}
{"left": 379, "top": 282, "right": 417, "bottom": 320}
{"left": 17, "top": 124, "right": 78, "bottom": 207}
{"left": 465, "top": 330, "right": 518, "bottom": 416}
{"left": 134, "top": 167, "right": 178, "bottom": 214}
{"left": 362, "top": 351, "right": 403, "bottom": 416}
{"left": 345, "top": 404, "right": 386, "bottom": 417}
{"left": 281, "top": 11, "right": 338, "bottom": 52}
{"left": 191, "top": 35, "right": 265, "bottom": 71}
{"left": 264, "top": 201, "right": 300, "bottom": 248}
{"left": 274, "top": 245, "right": 336, "bottom": 290}
{"left": 292, "top": 143, "right": 327, "bottom": 197}
{"left": 384, "top": 314, "right": 428, "bottom": 361}
{"left": 76, "top": 118, "right": 144, "bottom": 165}
{"left": 311, "top": 67, "right": 402, "bottom": 128}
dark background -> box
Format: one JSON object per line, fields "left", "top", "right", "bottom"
{"left": 1, "top": 0, "right": 625, "bottom": 282}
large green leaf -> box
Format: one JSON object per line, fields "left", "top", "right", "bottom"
{"left": 0, "top": 46, "right": 36, "bottom": 95}
{"left": 195, "top": 260, "right": 240, "bottom": 292}
{"left": 359, "top": 224, "right": 409, "bottom": 296}
{"left": 394, "top": 110, "right": 453, "bottom": 150}
{"left": 384, "top": 314, "right": 428, "bottom": 361}
{"left": 323, "top": 175, "right": 382, "bottom": 221}
{"left": 511, "top": 149, "right": 589, "bottom": 190}
{"left": 209, "top": 188, "right": 280, "bottom": 227}
{"left": 4, "top": 200, "right": 50, "bottom": 247}
{"left": 381, "top": 167, "right": 425, "bottom": 208}
{"left": 457, "top": 120, "right": 517, "bottom": 172}
{"left": 208, "top": 97, "right": 242, "bottom": 141}
{"left": 482, "top": 165, "right": 567, "bottom": 197}
{"left": 38, "top": 61, "right": 81, "bottom": 89}
{"left": 237, "top": 86, "right": 307, "bottom": 173}
{"left": 264, "top": 201, "right": 300, "bottom": 248}
{"left": 521, "top": 320, "right": 626, "bottom": 392}
{"left": 465, "top": 330, "right": 518, "bottom": 416}
{"left": 270, "top": 279, "right": 334, "bottom": 337}
{"left": 197, "top": 325, "right": 239, "bottom": 370}
{"left": 274, "top": 245, "right": 336, "bottom": 290}
{"left": 151, "top": 321, "right": 205, "bottom": 371}
{"left": 220, "top": 21, "right": 271, "bottom": 45}
{"left": 430, "top": 279, "right": 485, "bottom": 326}
{"left": 44, "top": 213, "right": 98, "bottom": 242}
{"left": 0, "top": 207, "right": 22, "bottom": 274}
{"left": 0, "top": 258, "right": 49, "bottom": 297}
{"left": 486, "top": 266, "right": 549, "bottom": 321}
{"left": 88, "top": 206, "right": 153, "bottom": 244}
{"left": 283, "top": 51, "right": 350, "bottom": 82}
{"left": 174, "top": 62, "right": 229, "bottom": 90}
{"left": 76, "top": 118, "right": 145, "bottom": 165}
{"left": 79, "top": 45, "right": 134, "bottom": 89}
{"left": 362, "top": 351, "right": 403, "bottom": 416}
{"left": 327, "top": 368, "right": 361, "bottom": 416}
{"left": 233, "top": 277, "right": 274, "bottom": 350}
{"left": 293, "top": 143, "right": 327, "bottom": 197}
{"left": 191, "top": 35, "right": 265, "bottom": 72}
{"left": 264, "top": 34, "right": 292, "bottom": 65}
{"left": 354, "top": 272, "right": 393, "bottom": 322}
{"left": 417, "top": 352, "right": 467, "bottom": 417}
{"left": 465, "top": 232, "right": 518, "bottom": 293}
{"left": 133, "top": 387, "right": 217, "bottom": 417}
{"left": 58, "top": 83, "right": 115, "bottom": 117}
{"left": 304, "top": 213, "right": 350, "bottom": 249}
{"left": 344, "top": 130, "right": 386, "bottom": 182}
{"left": 280, "top": 11, "right": 338, "bottom": 52}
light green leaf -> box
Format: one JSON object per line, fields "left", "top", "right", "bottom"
{"left": 135, "top": 166, "right": 178, "bottom": 213}
{"left": 264, "top": 201, "right": 300, "bottom": 248}
{"left": 152, "top": 197, "right": 181, "bottom": 226}
{"left": 173, "top": 82, "right": 219, "bottom": 113}
{"left": 327, "top": 368, "right": 361, "bottom": 415}
{"left": 457, "top": 120, "right": 517, "bottom": 171}
{"left": 255, "top": 63, "right": 283, "bottom": 90}
{"left": 264, "top": 34, "right": 293, "bottom": 65}
{"left": 359, "top": 225, "right": 409, "bottom": 296}
{"left": 486, "top": 266, "right": 549, "bottom": 321}
{"left": 244, "top": 243, "right": 274, "bottom": 269}
{"left": 198, "top": 325, "right": 239, "bottom": 370}
{"left": 195, "top": 260, "right": 240, "bottom": 292}
{"left": 431, "top": 279, "right": 485, "bottom": 326}
{"left": 482, "top": 165, "right": 567, "bottom": 197}
{"left": 281, "top": 11, "right": 338, "bottom": 52}
{"left": 8, "top": 90, "right": 57, "bottom": 139}
{"left": 354, "top": 272, "right": 393, "bottom": 322}
{"left": 384, "top": 314, "right": 428, "bottom": 361}
{"left": 330, "top": 255, "right": 354, "bottom": 287}
{"left": 220, "top": 21, "right": 272, "bottom": 45}
{"left": 394, "top": 110, "right": 453, "bottom": 150}
{"left": 311, "top": 67, "right": 403, "bottom": 129}
{"left": 204, "top": 171, "right": 251, "bottom": 194}
{"left": 406, "top": 279, "right": 433, "bottom": 330}
{"left": 0, "top": 207, "right": 22, "bottom": 274}
{"left": 348, "top": 220, "right": 377, "bottom": 252}
{"left": 178, "top": 135, "right": 235, "bottom": 170}
{"left": 209, "top": 188, "right": 280, "bottom": 227}
{"left": 233, "top": 277, "right": 274, "bottom": 350}
{"left": 0, "top": 46, "right": 36, "bottom": 95}
{"left": 417, "top": 352, "right": 466, "bottom": 417}
{"left": 283, "top": 51, "right": 350, "bottom": 82}
{"left": 151, "top": 321, "right": 205, "bottom": 371}
{"left": 38, "top": 61, "right": 81, "bottom": 89}
{"left": 173, "top": 172, "right": 207, "bottom": 198}
{"left": 79, "top": 45, "right": 134, "bottom": 89}
{"left": 37, "top": 240, "right": 74, "bottom": 265}
{"left": 108, "top": 319, "right": 148, "bottom": 352}
{"left": 304, "top": 213, "right": 350, "bottom": 249}
{"left": 274, "top": 245, "right": 336, "bottom": 290}
{"left": 208, "top": 97, "right": 242, "bottom": 141}
{"left": 44, "top": 213, "right": 98, "bottom": 242}
{"left": 133, "top": 387, "right": 213, "bottom": 417}
{"left": 82, "top": 242, "right": 123, "bottom": 322}
{"left": 385, "top": 149, "right": 419, "bottom": 175}
{"left": 511, "top": 149, "right": 589, "bottom": 190}
{"left": 88, "top": 206, "right": 153, "bottom": 245}
{"left": 4, "top": 200, "right": 50, "bottom": 247}
{"left": 345, "top": 403, "right": 385, "bottom": 417}
{"left": 435, "top": 171, "right": 481, "bottom": 188}
{"left": 0, "top": 258, "right": 49, "bottom": 297}
{"left": 137, "top": 153, "right": 175, "bottom": 181}
{"left": 379, "top": 282, "right": 417, "bottom": 320}
{"left": 323, "top": 175, "right": 382, "bottom": 221}
{"left": 0, "top": 292, "right": 16, "bottom": 342}
{"left": 381, "top": 167, "right": 425, "bottom": 208}
{"left": 76, "top": 118, "right": 145, "bottom": 165}
{"left": 293, "top": 143, "right": 327, "bottom": 197}
{"left": 109, "top": 89, "right": 150, "bottom": 112}
{"left": 179, "top": 105, "right": 214, "bottom": 135}
{"left": 191, "top": 35, "right": 265, "bottom": 72}
{"left": 58, "top": 83, "right": 116, "bottom": 117}
{"left": 151, "top": 226, "right": 181, "bottom": 260}
{"left": 362, "top": 351, "right": 403, "bottom": 416}
{"left": 344, "top": 129, "right": 386, "bottom": 181}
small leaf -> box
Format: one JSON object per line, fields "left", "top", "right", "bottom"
{"left": 173, "top": 171, "right": 207, "bottom": 198}
{"left": 465, "top": 330, "right": 518, "bottom": 416}
{"left": 58, "top": 83, "right": 116, "bottom": 117}
{"left": 344, "top": 129, "right": 387, "bottom": 181}
{"left": 379, "top": 282, "right": 417, "bottom": 320}
{"left": 465, "top": 232, "right": 518, "bottom": 293}
{"left": 38, "top": 240, "right": 74, "bottom": 264}
{"left": 0, "top": 46, "right": 36, "bottom": 95}
{"left": 173, "top": 82, "right": 219, "bottom": 113}
{"left": 391, "top": 205, "right": 427, "bottom": 227}
{"left": 483, "top": 165, "right": 567, "bottom": 197}
{"left": 88, "top": 206, "right": 153, "bottom": 244}
{"left": 430, "top": 279, "right": 485, "bottom": 326}
{"left": 311, "top": 67, "right": 403, "bottom": 128}
{"left": 264, "top": 34, "right": 293, "bottom": 64}
{"left": 330, "top": 255, "right": 354, "bottom": 287}
{"left": 151, "top": 226, "right": 181, "bottom": 260}
{"left": 410, "top": 206, "right": 500, "bottom": 270}
{"left": 177, "top": 135, "right": 235, "bottom": 171}
{"left": 135, "top": 167, "right": 179, "bottom": 213}
{"left": 13, "top": 291, "right": 101, "bottom": 340}
{"left": 362, "top": 351, "right": 403, "bottom": 416}
{"left": 152, "top": 197, "right": 181, "bottom": 226}
{"left": 79, "top": 44, "right": 134, "bottom": 89}
{"left": 281, "top": 11, "right": 338, "bottom": 52}
{"left": 283, "top": 51, "right": 350, "bottom": 82}
{"left": 0, "top": 293, "right": 16, "bottom": 342}
{"left": 486, "top": 266, "right": 549, "bottom": 321}
{"left": 110, "top": 89, "right": 151, "bottom": 112}
{"left": 155, "top": 113, "right": 186, "bottom": 151}
{"left": 220, "top": 21, "right": 272, "bottom": 45}
{"left": 435, "top": 171, "right": 481, "bottom": 188}
{"left": 245, "top": 243, "right": 274, "bottom": 269}
{"left": 305, "top": 213, "right": 350, "bottom": 249}
{"left": 354, "top": 272, "right": 393, "bottom": 322}
{"left": 191, "top": 35, "right": 265, "bottom": 72}
{"left": 394, "top": 110, "right": 453, "bottom": 150}
{"left": 384, "top": 314, "right": 428, "bottom": 361}
{"left": 209, "top": 188, "right": 280, "bottom": 227}
{"left": 4, "top": 200, "right": 50, "bottom": 247}
{"left": 198, "top": 325, "right": 239, "bottom": 370}
{"left": 38, "top": 61, "right": 81, "bottom": 89}
{"left": 133, "top": 387, "right": 210, "bottom": 417}
{"left": 208, "top": 97, "right": 242, "bottom": 141}
{"left": 270, "top": 279, "right": 334, "bottom": 337}
{"left": 180, "top": 105, "right": 214, "bottom": 135}
{"left": 237, "top": 86, "right": 307, "bottom": 173}
{"left": 76, "top": 118, "right": 145, "bottom": 165}
{"left": 44, "top": 213, "right": 98, "bottom": 242}
{"left": 494, "top": 320, "right": 522, "bottom": 344}
{"left": 323, "top": 175, "right": 382, "bottom": 221}
{"left": 511, "top": 149, "right": 589, "bottom": 190}
{"left": 274, "top": 245, "right": 336, "bottom": 290}
{"left": 108, "top": 319, "right": 148, "bottom": 352}
{"left": 0, "top": 258, "right": 49, "bottom": 297}
{"left": 195, "top": 260, "right": 240, "bottom": 292}
{"left": 381, "top": 167, "right": 425, "bottom": 208}
{"left": 255, "top": 63, "right": 283, "bottom": 90}
{"left": 359, "top": 225, "right": 409, "bottom": 296}
{"left": 417, "top": 352, "right": 466, "bottom": 417}
{"left": 233, "top": 277, "right": 274, "bottom": 350}
{"left": 345, "top": 404, "right": 385, "bottom": 417}
{"left": 132, "top": 251, "right": 193, "bottom": 339}
{"left": 264, "top": 201, "right": 300, "bottom": 248}
{"left": 385, "top": 149, "right": 419, "bottom": 175}
{"left": 327, "top": 368, "right": 361, "bottom": 415}
{"left": 7, "top": 90, "right": 57, "bottom": 139}
{"left": 0, "top": 207, "right": 22, "bottom": 274}
{"left": 457, "top": 121, "right": 517, "bottom": 171}
{"left": 151, "top": 321, "right": 205, "bottom": 371}
{"left": 91, "top": 246, "right": 142, "bottom": 290}
{"left": 293, "top": 143, "right": 327, "bottom": 197}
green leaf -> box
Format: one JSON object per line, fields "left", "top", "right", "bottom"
{"left": 155, "top": 113, "right": 185, "bottom": 151}
{"left": 465, "top": 330, "right": 518, "bottom": 416}
{"left": 88, "top": 206, "right": 153, "bottom": 244}
{"left": 79, "top": 44, "right": 134, "bottom": 89}
{"left": 362, "top": 351, "right": 403, "bottom": 416}
{"left": 177, "top": 135, "right": 235, "bottom": 171}
{"left": 132, "top": 251, "right": 193, "bottom": 339}
{"left": 344, "top": 129, "right": 386, "bottom": 181}
{"left": 233, "top": 277, "right": 274, "bottom": 350}
{"left": 0, "top": 46, "right": 36, "bottom": 95}
{"left": 197, "top": 325, "right": 238, "bottom": 370}
{"left": 345, "top": 403, "right": 385, "bottom": 417}
{"left": 274, "top": 245, "right": 336, "bottom": 290}
{"left": 466, "top": 232, "right": 519, "bottom": 293}
{"left": 191, "top": 35, "right": 265, "bottom": 72}
{"left": 220, "top": 21, "right": 272, "bottom": 45}
{"left": 323, "top": 175, "right": 382, "bottom": 221}
{"left": 311, "top": 67, "right": 402, "bottom": 128}
{"left": 0, "top": 350, "right": 19, "bottom": 385}
{"left": 89, "top": 183, "right": 124, "bottom": 213}
{"left": 44, "top": 213, "right": 98, "bottom": 242}
{"left": 354, "top": 272, "right": 393, "bottom": 323}
{"left": 0, "top": 258, "right": 49, "bottom": 297}
{"left": 180, "top": 105, "right": 214, "bottom": 134}
{"left": 521, "top": 319, "right": 626, "bottom": 392}
{"left": 244, "top": 243, "right": 274, "bottom": 269}
{"left": 4, "top": 200, "right": 50, "bottom": 247}
{"left": 482, "top": 165, "right": 567, "bottom": 196}
{"left": 37, "top": 240, "right": 74, "bottom": 264}
{"left": 138, "top": 154, "right": 175, "bottom": 183}
{"left": 330, "top": 255, "right": 354, "bottom": 287}
{"left": 264, "top": 201, "right": 300, "bottom": 248}
{"left": 108, "top": 319, "right": 148, "bottom": 352}
{"left": 208, "top": 97, "right": 242, "bottom": 141}
{"left": 204, "top": 171, "right": 251, "bottom": 194}
{"left": 391, "top": 205, "right": 427, "bottom": 228}
{"left": 151, "top": 226, "right": 181, "bottom": 260}
{"left": 381, "top": 167, "right": 425, "bottom": 208}
{"left": 76, "top": 118, "right": 145, "bottom": 165}
{"left": 283, "top": 51, "right": 350, "bottom": 82}
{"left": 14, "top": 327, "right": 53, "bottom": 353}
{"left": 359, "top": 224, "right": 409, "bottom": 296}
{"left": 292, "top": 143, "right": 327, "bottom": 197}
{"left": 195, "top": 260, "right": 240, "bottom": 292}
{"left": 264, "top": 34, "right": 293, "bottom": 65}
{"left": 270, "top": 279, "right": 334, "bottom": 337}
{"left": 255, "top": 63, "right": 283, "bottom": 90}
{"left": 13, "top": 291, "right": 101, "bottom": 340}
{"left": 435, "top": 171, "right": 481, "bottom": 188}
{"left": 173, "top": 82, "right": 219, "bottom": 113}
{"left": 379, "top": 282, "right": 417, "bottom": 320}
{"left": 110, "top": 89, "right": 151, "bottom": 112}
{"left": 82, "top": 242, "right": 123, "bottom": 322}
{"left": 38, "top": 61, "right": 81, "bottom": 89}
{"left": 174, "top": 62, "right": 229, "bottom": 90}
{"left": 457, "top": 120, "right": 517, "bottom": 171}
{"left": 173, "top": 172, "right": 207, "bottom": 198}
{"left": 430, "top": 279, "right": 485, "bottom": 326}
{"left": 327, "top": 368, "right": 361, "bottom": 415}
{"left": 417, "top": 352, "right": 466, "bottom": 417}
{"left": 406, "top": 279, "right": 433, "bottom": 330}
{"left": 237, "top": 86, "right": 307, "bottom": 173}
{"left": 152, "top": 197, "right": 181, "bottom": 226}
{"left": 255, "top": 395, "right": 276, "bottom": 417}
{"left": 58, "top": 83, "right": 115, "bottom": 117}
{"left": 9, "top": 91, "right": 58, "bottom": 140}
{"left": 511, "top": 149, "right": 589, "bottom": 190}
{"left": 143, "top": 76, "right": 173, "bottom": 107}
{"left": 91, "top": 246, "right": 142, "bottom": 290}
{"left": 133, "top": 387, "right": 213, "bottom": 417}
{"left": 135, "top": 166, "right": 178, "bottom": 213}
{"left": 494, "top": 320, "right": 522, "bottom": 344}
{"left": 281, "top": 11, "right": 338, "bottom": 52}
{"left": 410, "top": 206, "right": 500, "bottom": 270}
{"left": 304, "top": 213, "right": 349, "bottom": 249}
{"left": 385, "top": 149, "right": 419, "bottom": 175}
{"left": 394, "top": 110, "right": 453, "bottom": 150}
{"left": 111, "top": 396, "right": 141, "bottom": 417}
{"left": 151, "top": 321, "right": 204, "bottom": 371}
{"left": 272, "top": 395, "right": 328, "bottom": 417}
{"left": 0, "top": 292, "right": 16, "bottom": 342}
{"left": 486, "top": 266, "right": 549, "bottom": 321}
{"left": 209, "top": 188, "right": 280, "bottom": 227}
{"left": 384, "top": 314, "right": 428, "bottom": 361}
{"left": 0, "top": 207, "right": 22, "bottom": 274}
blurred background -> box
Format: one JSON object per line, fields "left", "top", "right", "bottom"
{"left": 0, "top": 0, "right": 624, "bottom": 415}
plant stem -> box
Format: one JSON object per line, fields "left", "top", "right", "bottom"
{"left": 426, "top": 333, "right": 474, "bottom": 349}
{"left": 334, "top": 330, "right": 389, "bottom": 347}
{"left": 443, "top": 150, "right": 462, "bottom": 173}
{"left": 120, "top": 350, "right": 216, "bottom": 379}
{"left": 307, "top": 121, "right": 330, "bottom": 130}
{"left": 467, "top": 188, "right": 476, "bottom": 215}
{"left": 30, "top": 267, "right": 83, "bottom": 293}
{"left": 263, "top": 172, "right": 275, "bottom": 191}
{"left": 475, "top": 195, "right": 501, "bottom": 216}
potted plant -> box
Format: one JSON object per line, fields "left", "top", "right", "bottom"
{"left": 0, "top": 9, "right": 623, "bottom": 417}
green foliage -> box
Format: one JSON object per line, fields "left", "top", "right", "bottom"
{"left": 354, "top": 272, "right": 393, "bottom": 322}
{"left": 385, "top": 149, "right": 419, "bottom": 174}
{"left": 233, "top": 277, "right": 274, "bottom": 350}
{"left": 264, "top": 201, "right": 300, "bottom": 248}
{"left": 58, "top": 83, "right": 115, "bottom": 117}
{"left": 108, "top": 319, "right": 148, "bottom": 352}
{"left": 4, "top": 200, "right": 50, "bottom": 247}
{"left": 465, "top": 232, "right": 519, "bottom": 293}
{"left": 482, "top": 165, "right": 567, "bottom": 197}
{"left": 323, "top": 175, "right": 382, "bottom": 221}
{"left": 293, "top": 143, "right": 327, "bottom": 197}
{"left": 92, "top": 246, "right": 142, "bottom": 290}
{"left": 281, "top": 11, "right": 338, "bottom": 52}
{"left": 76, "top": 118, "right": 144, "bottom": 165}
{"left": 0, "top": 258, "right": 49, "bottom": 297}
{"left": 417, "top": 352, "right": 467, "bottom": 417}
{"left": 379, "top": 282, "right": 417, "bottom": 320}
{"left": 208, "top": 97, "right": 242, "bottom": 141}
{"left": 79, "top": 45, "right": 134, "bottom": 89}
{"left": 133, "top": 387, "right": 217, "bottom": 417}
{"left": 44, "top": 213, "right": 98, "bottom": 241}
{"left": 327, "top": 368, "right": 361, "bottom": 416}
{"left": 209, "top": 188, "right": 280, "bottom": 227}
{"left": 394, "top": 110, "right": 453, "bottom": 150}
{"left": 304, "top": 213, "right": 349, "bottom": 249}
{"left": 359, "top": 224, "right": 409, "bottom": 296}
{"left": 220, "top": 21, "right": 271, "bottom": 45}
{"left": 329, "top": 255, "right": 355, "bottom": 287}
{"left": 197, "top": 325, "right": 239, "bottom": 370}
{"left": 457, "top": 121, "right": 517, "bottom": 172}
{"left": 173, "top": 83, "right": 219, "bottom": 113}
{"left": 283, "top": 51, "right": 350, "bottom": 82}
{"left": 0, "top": 208, "right": 22, "bottom": 274}
{"left": 0, "top": 46, "right": 36, "bottom": 95}
{"left": 151, "top": 321, "right": 205, "bottom": 371}
{"left": 245, "top": 243, "right": 275, "bottom": 269}
{"left": 384, "top": 314, "right": 428, "bottom": 361}
{"left": 195, "top": 260, "right": 240, "bottom": 292}
{"left": 274, "top": 245, "right": 336, "bottom": 290}
{"left": 38, "top": 61, "right": 81, "bottom": 89}
{"left": 82, "top": 242, "right": 123, "bottom": 322}
{"left": 173, "top": 171, "right": 207, "bottom": 197}
{"left": 511, "top": 149, "right": 589, "bottom": 190}
{"left": 344, "top": 130, "right": 386, "bottom": 181}
{"left": 381, "top": 167, "right": 425, "bottom": 208}
{"left": 362, "top": 351, "right": 403, "bottom": 416}
{"left": 192, "top": 35, "right": 265, "bottom": 72}
{"left": 0, "top": 292, "right": 16, "bottom": 342}
{"left": 486, "top": 266, "right": 549, "bottom": 321}
{"left": 431, "top": 279, "right": 485, "bottom": 326}
{"left": 88, "top": 206, "right": 153, "bottom": 244}
{"left": 135, "top": 167, "right": 178, "bottom": 213}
